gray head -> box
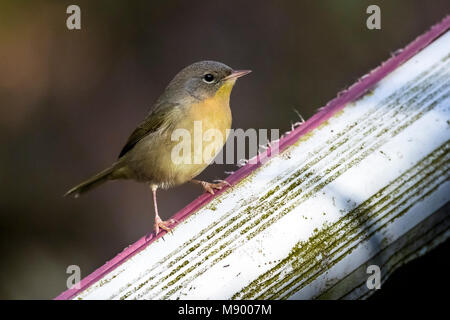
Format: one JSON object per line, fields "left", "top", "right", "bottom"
{"left": 162, "top": 61, "right": 251, "bottom": 102}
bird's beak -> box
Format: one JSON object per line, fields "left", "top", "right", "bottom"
{"left": 223, "top": 69, "right": 252, "bottom": 81}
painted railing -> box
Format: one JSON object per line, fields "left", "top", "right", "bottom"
{"left": 56, "top": 16, "right": 450, "bottom": 300}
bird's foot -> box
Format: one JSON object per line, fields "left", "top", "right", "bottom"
{"left": 196, "top": 179, "right": 231, "bottom": 195}
{"left": 154, "top": 216, "right": 177, "bottom": 235}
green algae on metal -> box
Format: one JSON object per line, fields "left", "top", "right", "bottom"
{"left": 232, "top": 141, "right": 449, "bottom": 299}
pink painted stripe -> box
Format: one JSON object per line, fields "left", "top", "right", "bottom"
{"left": 55, "top": 15, "right": 450, "bottom": 300}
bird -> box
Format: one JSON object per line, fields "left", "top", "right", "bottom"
{"left": 65, "top": 60, "right": 251, "bottom": 234}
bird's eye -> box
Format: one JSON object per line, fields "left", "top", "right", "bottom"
{"left": 203, "top": 74, "right": 215, "bottom": 83}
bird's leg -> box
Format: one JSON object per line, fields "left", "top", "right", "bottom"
{"left": 190, "top": 179, "right": 231, "bottom": 195}
{"left": 150, "top": 185, "right": 176, "bottom": 235}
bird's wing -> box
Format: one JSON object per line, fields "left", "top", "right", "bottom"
{"left": 118, "top": 102, "right": 179, "bottom": 158}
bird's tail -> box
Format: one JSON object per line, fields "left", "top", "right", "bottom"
{"left": 65, "top": 165, "right": 115, "bottom": 198}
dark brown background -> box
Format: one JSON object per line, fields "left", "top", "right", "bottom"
{"left": 0, "top": 0, "right": 448, "bottom": 299}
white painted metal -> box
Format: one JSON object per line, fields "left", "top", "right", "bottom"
{"left": 73, "top": 31, "right": 450, "bottom": 300}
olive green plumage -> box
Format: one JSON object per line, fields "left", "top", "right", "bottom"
{"left": 65, "top": 61, "right": 250, "bottom": 198}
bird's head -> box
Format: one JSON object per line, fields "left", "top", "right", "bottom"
{"left": 164, "top": 60, "right": 251, "bottom": 102}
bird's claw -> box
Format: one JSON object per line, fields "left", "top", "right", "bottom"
{"left": 200, "top": 180, "right": 231, "bottom": 195}
{"left": 154, "top": 216, "right": 177, "bottom": 235}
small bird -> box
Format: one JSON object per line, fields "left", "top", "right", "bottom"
{"left": 65, "top": 61, "right": 251, "bottom": 234}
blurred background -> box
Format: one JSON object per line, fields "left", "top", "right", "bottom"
{"left": 0, "top": 0, "right": 448, "bottom": 299}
